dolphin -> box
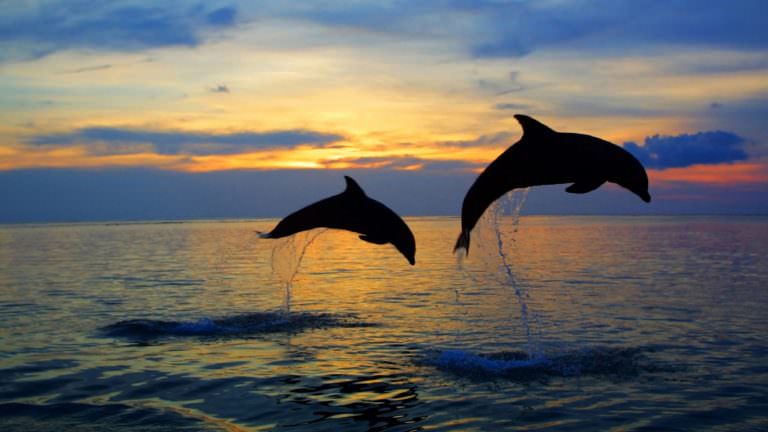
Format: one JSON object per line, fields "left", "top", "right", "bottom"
{"left": 455, "top": 114, "right": 651, "bottom": 255}
{"left": 259, "top": 176, "right": 416, "bottom": 265}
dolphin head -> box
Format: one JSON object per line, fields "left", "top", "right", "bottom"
{"left": 392, "top": 225, "right": 416, "bottom": 265}
{"left": 615, "top": 155, "right": 652, "bottom": 203}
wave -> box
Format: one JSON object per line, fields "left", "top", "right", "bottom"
{"left": 0, "top": 402, "right": 219, "bottom": 432}
{"left": 101, "top": 311, "right": 376, "bottom": 341}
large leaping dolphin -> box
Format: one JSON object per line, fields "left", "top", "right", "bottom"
{"left": 259, "top": 176, "right": 416, "bottom": 265}
{"left": 455, "top": 114, "right": 651, "bottom": 255}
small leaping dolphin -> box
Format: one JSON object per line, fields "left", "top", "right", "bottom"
{"left": 455, "top": 114, "right": 651, "bottom": 255}
{"left": 259, "top": 176, "right": 416, "bottom": 265}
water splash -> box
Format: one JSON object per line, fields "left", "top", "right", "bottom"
{"left": 432, "top": 349, "right": 546, "bottom": 376}
{"left": 458, "top": 189, "right": 542, "bottom": 359}
{"left": 425, "top": 346, "right": 669, "bottom": 381}
{"left": 102, "top": 311, "right": 375, "bottom": 341}
{"left": 269, "top": 229, "right": 326, "bottom": 314}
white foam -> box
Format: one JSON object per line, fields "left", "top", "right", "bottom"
{"left": 433, "top": 349, "right": 548, "bottom": 375}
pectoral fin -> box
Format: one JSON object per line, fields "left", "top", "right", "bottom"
{"left": 359, "top": 234, "right": 388, "bottom": 245}
{"left": 565, "top": 179, "right": 606, "bottom": 194}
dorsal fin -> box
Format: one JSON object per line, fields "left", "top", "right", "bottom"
{"left": 514, "top": 114, "right": 555, "bottom": 138}
{"left": 343, "top": 176, "right": 366, "bottom": 197}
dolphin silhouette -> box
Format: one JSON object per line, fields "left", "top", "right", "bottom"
{"left": 259, "top": 176, "right": 416, "bottom": 265}
{"left": 455, "top": 114, "right": 651, "bottom": 255}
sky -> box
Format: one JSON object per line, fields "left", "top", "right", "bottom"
{"left": 1, "top": 0, "right": 767, "bottom": 222}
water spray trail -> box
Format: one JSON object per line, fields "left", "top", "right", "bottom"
{"left": 490, "top": 189, "right": 542, "bottom": 359}
{"left": 269, "top": 229, "right": 326, "bottom": 315}
{"left": 455, "top": 189, "right": 541, "bottom": 359}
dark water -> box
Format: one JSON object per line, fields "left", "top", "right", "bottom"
{"left": 1, "top": 216, "right": 767, "bottom": 431}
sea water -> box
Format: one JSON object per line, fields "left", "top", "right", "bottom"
{"left": 1, "top": 216, "right": 767, "bottom": 431}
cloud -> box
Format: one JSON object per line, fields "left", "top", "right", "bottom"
{"left": 437, "top": 132, "right": 516, "bottom": 149}
{"left": 5, "top": 1, "right": 764, "bottom": 64}
{"left": 467, "top": 0, "right": 768, "bottom": 58}
{"left": 4, "top": 166, "right": 765, "bottom": 223}
{"left": 701, "top": 97, "right": 768, "bottom": 151}
{"left": 494, "top": 103, "right": 531, "bottom": 111}
{"left": 624, "top": 131, "right": 749, "bottom": 170}
{"left": 648, "top": 162, "right": 768, "bottom": 185}
{"left": 284, "top": 1, "right": 767, "bottom": 58}
{"left": 65, "top": 64, "right": 113, "bottom": 74}
{"left": 469, "top": 2, "right": 597, "bottom": 58}
{"left": 29, "top": 127, "right": 344, "bottom": 156}
{"left": 319, "top": 155, "right": 481, "bottom": 172}
{"left": 475, "top": 79, "right": 528, "bottom": 96}
{"left": 0, "top": 3, "right": 238, "bottom": 62}
{"left": 210, "top": 84, "right": 230, "bottom": 93}
{"left": 284, "top": 2, "right": 432, "bottom": 35}
{"left": 206, "top": 7, "right": 236, "bottom": 26}
{"left": 676, "top": 56, "right": 768, "bottom": 75}
{"left": 558, "top": 100, "right": 666, "bottom": 118}
{"left": 0, "top": 168, "right": 478, "bottom": 222}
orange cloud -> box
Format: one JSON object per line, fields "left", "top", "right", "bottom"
{"left": 649, "top": 162, "right": 768, "bottom": 185}
{"left": 0, "top": 145, "right": 184, "bottom": 171}
{"left": 5, "top": 125, "right": 766, "bottom": 191}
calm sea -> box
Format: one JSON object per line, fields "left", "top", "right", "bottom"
{"left": 1, "top": 215, "right": 767, "bottom": 431}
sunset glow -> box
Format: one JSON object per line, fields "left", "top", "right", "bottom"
{"left": 2, "top": 1, "right": 767, "bottom": 220}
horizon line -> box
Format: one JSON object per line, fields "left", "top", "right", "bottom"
{"left": 2, "top": 213, "right": 767, "bottom": 227}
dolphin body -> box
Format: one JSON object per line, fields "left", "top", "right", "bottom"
{"left": 259, "top": 176, "right": 416, "bottom": 265}
{"left": 455, "top": 114, "right": 651, "bottom": 255}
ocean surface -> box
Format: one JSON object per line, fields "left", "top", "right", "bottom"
{"left": 1, "top": 213, "right": 767, "bottom": 431}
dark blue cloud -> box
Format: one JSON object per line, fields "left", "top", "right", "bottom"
{"left": 468, "top": 0, "right": 768, "bottom": 58}
{"left": 206, "top": 7, "right": 237, "bottom": 26}
{"left": 469, "top": 2, "right": 598, "bottom": 58}
{"left": 0, "top": 2, "right": 238, "bottom": 61}
{"left": 6, "top": 1, "right": 764, "bottom": 63}
{"left": 286, "top": 2, "right": 428, "bottom": 35}
{"left": 624, "top": 131, "right": 749, "bottom": 170}
{"left": 702, "top": 97, "right": 768, "bottom": 148}
{"left": 286, "top": 1, "right": 768, "bottom": 58}
{"left": 3, "top": 167, "right": 763, "bottom": 223}
{"left": 29, "top": 127, "right": 343, "bottom": 156}
{"left": 0, "top": 168, "right": 476, "bottom": 222}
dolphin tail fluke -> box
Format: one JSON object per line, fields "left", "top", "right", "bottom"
{"left": 453, "top": 230, "right": 471, "bottom": 255}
